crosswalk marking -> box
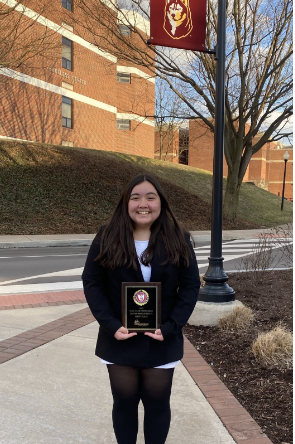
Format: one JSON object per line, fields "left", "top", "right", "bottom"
{"left": 195, "top": 248, "right": 253, "bottom": 253}
{"left": 0, "top": 281, "right": 83, "bottom": 295}
{"left": 224, "top": 238, "right": 293, "bottom": 243}
{"left": 0, "top": 267, "right": 84, "bottom": 286}
{"left": 0, "top": 254, "right": 86, "bottom": 259}
{"left": 194, "top": 238, "right": 293, "bottom": 270}
{"left": 0, "top": 238, "right": 292, "bottom": 295}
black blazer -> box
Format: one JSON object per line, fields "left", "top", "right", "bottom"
{"left": 82, "top": 226, "right": 200, "bottom": 368}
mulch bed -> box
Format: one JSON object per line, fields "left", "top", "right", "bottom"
{"left": 183, "top": 269, "right": 293, "bottom": 444}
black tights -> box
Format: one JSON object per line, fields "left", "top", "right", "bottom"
{"left": 107, "top": 364, "right": 174, "bottom": 444}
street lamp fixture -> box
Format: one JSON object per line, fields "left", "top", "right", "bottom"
{"left": 281, "top": 151, "right": 290, "bottom": 211}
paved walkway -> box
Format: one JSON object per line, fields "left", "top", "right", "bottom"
{"left": 0, "top": 292, "right": 272, "bottom": 444}
{"left": 0, "top": 231, "right": 280, "bottom": 443}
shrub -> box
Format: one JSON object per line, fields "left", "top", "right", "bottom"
{"left": 199, "top": 275, "right": 205, "bottom": 287}
{"left": 252, "top": 325, "right": 293, "bottom": 369}
{"left": 270, "top": 223, "right": 293, "bottom": 267}
{"left": 236, "top": 234, "right": 275, "bottom": 280}
{"left": 218, "top": 305, "right": 254, "bottom": 330}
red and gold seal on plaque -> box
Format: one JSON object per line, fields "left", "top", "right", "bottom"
{"left": 133, "top": 289, "right": 149, "bottom": 306}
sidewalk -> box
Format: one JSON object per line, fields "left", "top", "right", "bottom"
{"left": 0, "top": 294, "right": 273, "bottom": 444}
{"left": 0, "top": 230, "right": 277, "bottom": 443}
{"left": 0, "top": 227, "right": 278, "bottom": 249}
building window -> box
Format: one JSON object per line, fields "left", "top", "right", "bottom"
{"left": 118, "top": 24, "right": 131, "bottom": 36}
{"left": 62, "top": 0, "right": 72, "bottom": 11}
{"left": 179, "top": 149, "right": 188, "bottom": 165}
{"left": 62, "top": 37, "right": 72, "bottom": 71}
{"left": 117, "top": 72, "right": 131, "bottom": 83}
{"left": 62, "top": 96, "right": 72, "bottom": 128}
{"left": 117, "top": 119, "right": 130, "bottom": 130}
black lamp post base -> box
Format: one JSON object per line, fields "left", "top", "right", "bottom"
{"left": 198, "top": 257, "right": 235, "bottom": 302}
{"left": 198, "top": 281, "right": 235, "bottom": 302}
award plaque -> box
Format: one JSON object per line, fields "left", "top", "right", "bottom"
{"left": 122, "top": 282, "right": 161, "bottom": 332}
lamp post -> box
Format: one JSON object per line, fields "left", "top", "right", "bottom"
{"left": 281, "top": 151, "right": 290, "bottom": 211}
{"left": 198, "top": 0, "right": 235, "bottom": 303}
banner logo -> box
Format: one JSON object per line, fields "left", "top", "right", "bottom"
{"left": 164, "top": 0, "right": 193, "bottom": 39}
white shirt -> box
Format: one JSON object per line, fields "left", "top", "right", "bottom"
{"left": 135, "top": 239, "right": 151, "bottom": 282}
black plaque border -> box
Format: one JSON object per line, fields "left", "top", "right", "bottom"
{"left": 121, "top": 282, "right": 161, "bottom": 333}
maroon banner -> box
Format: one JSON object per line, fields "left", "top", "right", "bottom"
{"left": 150, "top": 0, "right": 207, "bottom": 52}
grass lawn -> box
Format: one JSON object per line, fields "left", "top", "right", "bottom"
{"left": 109, "top": 152, "right": 293, "bottom": 228}
{"left": 0, "top": 139, "right": 292, "bottom": 234}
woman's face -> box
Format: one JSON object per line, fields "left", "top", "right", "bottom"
{"left": 128, "top": 181, "right": 161, "bottom": 230}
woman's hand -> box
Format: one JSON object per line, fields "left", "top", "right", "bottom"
{"left": 144, "top": 329, "right": 164, "bottom": 341}
{"left": 114, "top": 326, "right": 137, "bottom": 340}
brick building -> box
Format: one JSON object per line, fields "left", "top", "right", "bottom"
{"left": 0, "top": 0, "right": 155, "bottom": 157}
{"left": 244, "top": 144, "right": 293, "bottom": 200}
{"left": 188, "top": 119, "right": 293, "bottom": 200}
{"left": 154, "top": 119, "right": 293, "bottom": 199}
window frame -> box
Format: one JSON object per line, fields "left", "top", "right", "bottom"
{"left": 116, "top": 72, "right": 131, "bottom": 84}
{"left": 116, "top": 119, "right": 131, "bottom": 130}
{"left": 62, "top": 96, "right": 73, "bottom": 129}
{"left": 62, "top": 36, "right": 73, "bottom": 71}
{"left": 118, "top": 24, "right": 131, "bottom": 36}
{"left": 62, "top": 0, "right": 72, "bottom": 12}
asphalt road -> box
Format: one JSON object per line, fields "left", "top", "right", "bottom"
{"left": 0, "top": 239, "right": 292, "bottom": 295}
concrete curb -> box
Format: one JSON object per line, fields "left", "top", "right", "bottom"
{"left": 182, "top": 337, "right": 274, "bottom": 444}
{"left": 0, "top": 224, "right": 291, "bottom": 249}
{"left": 0, "top": 240, "right": 93, "bottom": 249}
{"left": 0, "top": 230, "right": 267, "bottom": 249}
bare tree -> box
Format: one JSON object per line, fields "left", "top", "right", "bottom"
{"left": 236, "top": 234, "right": 276, "bottom": 281}
{"left": 270, "top": 223, "right": 293, "bottom": 267}
{"left": 74, "top": 0, "right": 292, "bottom": 221}
{"left": 155, "top": 80, "right": 188, "bottom": 161}
{"left": 0, "top": 0, "right": 59, "bottom": 75}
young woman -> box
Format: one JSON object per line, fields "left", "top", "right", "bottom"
{"left": 82, "top": 174, "right": 200, "bottom": 444}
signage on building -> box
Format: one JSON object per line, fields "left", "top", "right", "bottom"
{"left": 48, "top": 67, "right": 86, "bottom": 85}
{"left": 150, "top": 0, "right": 207, "bottom": 52}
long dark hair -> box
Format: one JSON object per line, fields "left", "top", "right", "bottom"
{"left": 95, "top": 174, "right": 192, "bottom": 269}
